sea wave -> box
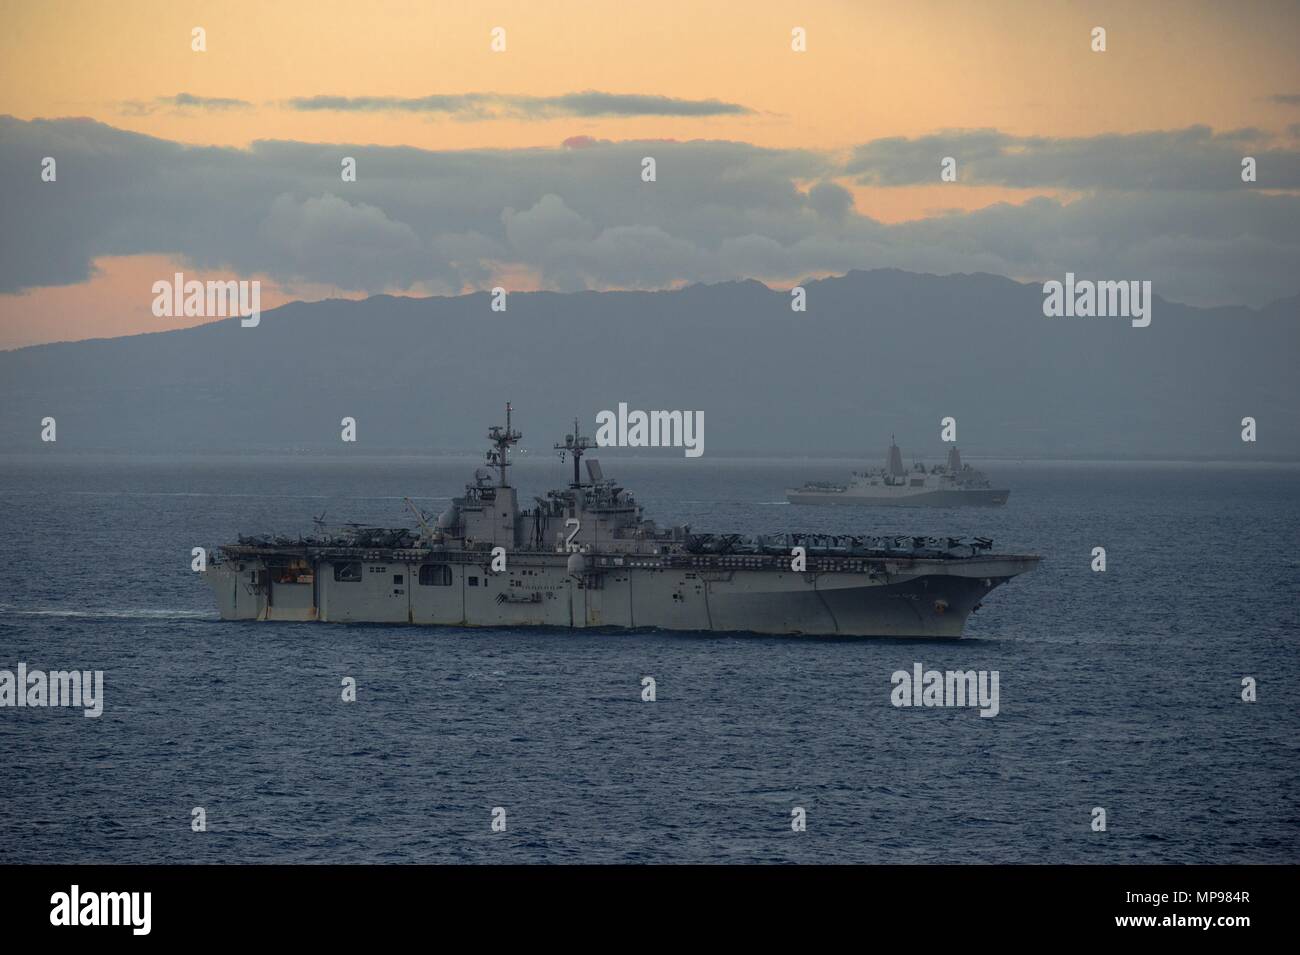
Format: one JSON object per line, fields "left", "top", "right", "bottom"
{"left": 0, "top": 607, "right": 212, "bottom": 620}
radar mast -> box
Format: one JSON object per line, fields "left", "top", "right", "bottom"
{"left": 555, "top": 416, "right": 594, "bottom": 488}
{"left": 486, "top": 402, "right": 521, "bottom": 487}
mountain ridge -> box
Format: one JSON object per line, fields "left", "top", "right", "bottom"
{"left": 2, "top": 269, "right": 1296, "bottom": 458}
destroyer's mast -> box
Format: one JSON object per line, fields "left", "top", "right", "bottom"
{"left": 486, "top": 402, "right": 522, "bottom": 487}
{"left": 555, "top": 416, "right": 594, "bottom": 488}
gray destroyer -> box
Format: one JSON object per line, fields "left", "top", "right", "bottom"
{"left": 788, "top": 439, "right": 1009, "bottom": 507}
{"left": 204, "top": 408, "right": 1038, "bottom": 638}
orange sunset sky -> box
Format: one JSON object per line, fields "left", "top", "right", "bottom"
{"left": 2, "top": 0, "right": 1298, "bottom": 348}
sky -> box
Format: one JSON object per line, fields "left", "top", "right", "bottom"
{"left": 1, "top": 0, "right": 1298, "bottom": 348}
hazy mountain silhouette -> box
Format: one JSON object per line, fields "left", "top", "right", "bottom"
{"left": 2, "top": 270, "right": 1297, "bottom": 459}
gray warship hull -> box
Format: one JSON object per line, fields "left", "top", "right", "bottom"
{"left": 788, "top": 440, "right": 1009, "bottom": 507}
{"left": 204, "top": 547, "right": 1037, "bottom": 639}
{"left": 786, "top": 487, "right": 1009, "bottom": 507}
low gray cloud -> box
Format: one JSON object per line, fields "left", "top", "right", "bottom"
{"left": 1271, "top": 93, "right": 1300, "bottom": 107}
{"left": 121, "top": 92, "right": 253, "bottom": 115}
{"left": 0, "top": 116, "right": 1296, "bottom": 308}
{"left": 847, "top": 126, "right": 1300, "bottom": 191}
{"left": 285, "top": 91, "right": 753, "bottom": 118}
{"left": 170, "top": 93, "right": 252, "bottom": 110}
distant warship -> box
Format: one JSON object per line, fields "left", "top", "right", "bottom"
{"left": 787, "top": 439, "right": 1009, "bottom": 507}
{"left": 204, "top": 408, "right": 1037, "bottom": 638}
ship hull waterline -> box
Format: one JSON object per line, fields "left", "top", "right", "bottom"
{"left": 204, "top": 551, "right": 1039, "bottom": 639}
{"left": 786, "top": 488, "right": 1010, "bottom": 507}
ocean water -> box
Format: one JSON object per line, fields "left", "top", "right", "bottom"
{"left": 0, "top": 453, "right": 1296, "bottom": 864}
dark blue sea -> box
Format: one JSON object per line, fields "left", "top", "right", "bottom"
{"left": 1, "top": 453, "right": 1297, "bottom": 863}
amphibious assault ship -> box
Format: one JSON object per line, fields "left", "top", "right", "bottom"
{"left": 787, "top": 439, "right": 1009, "bottom": 507}
{"left": 204, "top": 408, "right": 1038, "bottom": 638}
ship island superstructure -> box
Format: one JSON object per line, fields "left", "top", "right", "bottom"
{"left": 204, "top": 407, "right": 1038, "bottom": 638}
{"left": 787, "top": 438, "right": 1010, "bottom": 507}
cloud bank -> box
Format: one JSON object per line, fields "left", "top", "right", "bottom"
{"left": 847, "top": 126, "right": 1300, "bottom": 191}
{"left": 1, "top": 116, "right": 1297, "bottom": 308}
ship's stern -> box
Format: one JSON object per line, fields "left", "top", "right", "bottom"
{"left": 203, "top": 558, "right": 265, "bottom": 620}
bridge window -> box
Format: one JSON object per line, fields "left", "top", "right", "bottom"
{"left": 418, "top": 564, "right": 452, "bottom": 586}
{"left": 333, "top": 562, "right": 362, "bottom": 582}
